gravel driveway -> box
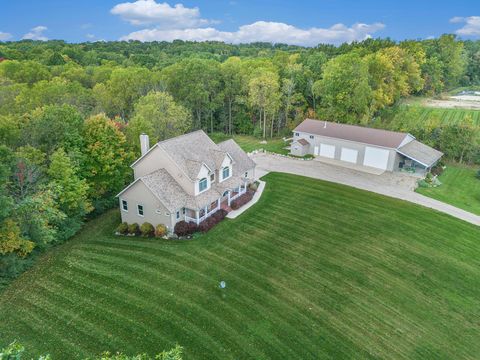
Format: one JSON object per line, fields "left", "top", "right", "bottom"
{"left": 252, "top": 153, "right": 480, "bottom": 226}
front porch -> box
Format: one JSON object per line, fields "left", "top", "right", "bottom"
{"left": 184, "top": 183, "right": 248, "bottom": 225}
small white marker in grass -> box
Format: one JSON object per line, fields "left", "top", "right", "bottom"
{"left": 219, "top": 281, "right": 226, "bottom": 289}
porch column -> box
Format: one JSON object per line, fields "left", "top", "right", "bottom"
{"left": 204, "top": 205, "right": 208, "bottom": 218}
{"left": 195, "top": 210, "right": 199, "bottom": 225}
{"left": 217, "top": 198, "right": 220, "bottom": 210}
{"left": 227, "top": 191, "right": 231, "bottom": 206}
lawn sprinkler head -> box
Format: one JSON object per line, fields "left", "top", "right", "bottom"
{"left": 219, "top": 281, "right": 226, "bottom": 289}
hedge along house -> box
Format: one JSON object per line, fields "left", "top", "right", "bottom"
{"left": 116, "top": 131, "right": 256, "bottom": 233}
{"left": 290, "top": 119, "right": 443, "bottom": 174}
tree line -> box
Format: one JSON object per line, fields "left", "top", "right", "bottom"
{"left": 0, "top": 35, "right": 479, "bottom": 285}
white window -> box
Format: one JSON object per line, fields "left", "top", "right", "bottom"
{"left": 222, "top": 166, "right": 230, "bottom": 180}
{"left": 295, "top": 132, "right": 299, "bottom": 136}
{"left": 309, "top": 135, "right": 314, "bottom": 139}
{"left": 182, "top": 208, "right": 185, "bottom": 215}
{"left": 176, "top": 211, "right": 180, "bottom": 219}
{"left": 199, "top": 178, "right": 208, "bottom": 192}
{"left": 137, "top": 204, "right": 144, "bottom": 216}
{"left": 244, "top": 171, "right": 248, "bottom": 178}
{"left": 121, "top": 199, "right": 128, "bottom": 211}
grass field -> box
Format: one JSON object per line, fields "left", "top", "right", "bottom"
{"left": 416, "top": 107, "right": 480, "bottom": 125}
{"left": 210, "top": 133, "right": 289, "bottom": 154}
{"left": 417, "top": 165, "right": 480, "bottom": 215}
{"left": 1, "top": 173, "right": 480, "bottom": 359}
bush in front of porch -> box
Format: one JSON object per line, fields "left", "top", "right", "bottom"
{"left": 230, "top": 190, "right": 255, "bottom": 210}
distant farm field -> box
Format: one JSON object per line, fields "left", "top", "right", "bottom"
{"left": 416, "top": 107, "right": 480, "bottom": 124}
{"left": 1, "top": 173, "right": 480, "bottom": 359}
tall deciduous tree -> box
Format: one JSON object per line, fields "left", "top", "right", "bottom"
{"left": 127, "top": 91, "right": 192, "bottom": 147}
{"left": 248, "top": 71, "right": 280, "bottom": 138}
{"left": 82, "top": 114, "right": 132, "bottom": 204}
{"left": 221, "top": 57, "right": 246, "bottom": 135}
{"left": 318, "top": 53, "right": 373, "bottom": 124}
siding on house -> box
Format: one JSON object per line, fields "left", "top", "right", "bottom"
{"left": 118, "top": 180, "right": 174, "bottom": 231}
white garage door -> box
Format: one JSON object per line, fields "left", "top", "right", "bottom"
{"left": 363, "top": 147, "right": 390, "bottom": 170}
{"left": 340, "top": 148, "right": 358, "bottom": 163}
{"left": 319, "top": 144, "right": 335, "bottom": 158}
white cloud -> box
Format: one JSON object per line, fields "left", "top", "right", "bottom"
{"left": 111, "top": 0, "right": 212, "bottom": 28}
{"left": 86, "top": 33, "right": 96, "bottom": 39}
{"left": 0, "top": 32, "right": 12, "bottom": 41}
{"left": 120, "top": 20, "right": 385, "bottom": 46}
{"left": 451, "top": 16, "right": 480, "bottom": 36}
{"left": 22, "top": 26, "right": 48, "bottom": 41}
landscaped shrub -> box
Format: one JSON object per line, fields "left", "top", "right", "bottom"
{"left": 155, "top": 224, "right": 167, "bottom": 237}
{"left": 187, "top": 222, "right": 198, "bottom": 234}
{"left": 174, "top": 221, "right": 190, "bottom": 237}
{"left": 230, "top": 191, "right": 254, "bottom": 210}
{"left": 128, "top": 223, "right": 140, "bottom": 235}
{"left": 198, "top": 216, "right": 217, "bottom": 232}
{"left": 431, "top": 165, "right": 444, "bottom": 176}
{"left": 211, "top": 209, "right": 228, "bottom": 222}
{"left": 140, "top": 222, "right": 155, "bottom": 237}
{"left": 116, "top": 222, "right": 129, "bottom": 235}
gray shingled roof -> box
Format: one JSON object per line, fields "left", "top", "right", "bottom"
{"left": 158, "top": 130, "right": 228, "bottom": 180}
{"left": 397, "top": 140, "right": 443, "bottom": 167}
{"left": 294, "top": 119, "right": 409, "bottom": 149}
{"left": 141, "top": 169, "right": 246, "bottom": 211}
{"left": 217, "top": 139, "right": 256, "bottom": 176}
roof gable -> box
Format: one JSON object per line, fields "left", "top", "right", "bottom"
{"left": 294, "top": 119, "right": 409, "bottom": 149}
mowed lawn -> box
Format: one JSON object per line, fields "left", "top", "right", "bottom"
{"left": 1, "top": 173, "right": 480, "bottom": 359}
{"left": 417, "top": 165, "right": 480, "bottom": 215}
{"left": 210, "top": 133, "right": 289, "bottom": 154}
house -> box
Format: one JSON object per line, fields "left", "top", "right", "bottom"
{"left": 290, "top": 119, "right": 443, "bottom": 173}
{"left": 117, "top": 130, "right": 256, "bottom": 232}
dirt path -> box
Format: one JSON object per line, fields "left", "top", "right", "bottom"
{"left": 252, "top": 153, "right": 480, "bottom": 226}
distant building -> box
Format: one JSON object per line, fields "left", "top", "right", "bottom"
{"left": 291, "top": 119, "right": 443, "bottom": 174}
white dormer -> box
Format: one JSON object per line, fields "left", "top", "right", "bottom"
{"left": 219, "top": 155, "right": 233, "bottom": 183}
{"left": 195, "top": 163, "right": 212, "bottom": 195}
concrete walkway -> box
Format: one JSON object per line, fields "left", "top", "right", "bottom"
{"left": 252, "top": 153, "right": 480, "bottom": 226}
{"left": 227, "top": 180, "right": 266, "bottom": 219}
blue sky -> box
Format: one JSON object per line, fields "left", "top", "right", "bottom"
{"left": 0, "top": 0, "right": 479, "bottom": 45}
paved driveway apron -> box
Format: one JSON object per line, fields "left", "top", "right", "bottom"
{"left": 252, "top": 153, "right": 480, "bottom": 226}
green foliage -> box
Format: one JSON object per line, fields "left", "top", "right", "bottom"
{"left": 128, "top": 223, "right": 140, "bottom": 235}
{"left": 0, "top": 219, "right": 35, "bottom": 258}
{"left": 318, "top": 52, "right": 372, "bottom": 123}
{"left": 24, "top": 104, "right": 84, "bottom": 154}
{"left": 0, "top": 60, "right": 51, "bottom": 85}
{"left": 140, "top": 222, "right": 155, "bottom": 237}
{"left": 82, "top": 114, "right": 132, "bottom": 202}
{"left": 47, "top": 148, "right": 92, "bottom": 217}
{"left": 127, "top": 91, "right": 192, "bottom": 147}
{"left": 15, "top": 189, "right": 66, "bottom": 247}
{"left": 116, "top": 222, "right": 129, "bottom": 235}
{"left": 0, "top": 341, "right": 181, "bottom": 360}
